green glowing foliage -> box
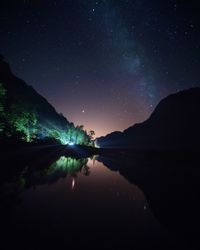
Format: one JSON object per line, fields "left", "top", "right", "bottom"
{"left": 47, "top": 124, "right": 95, "bottom": 146}
{"left": 8, "top": 104, "right": 37, "bottom": 142}
{"left": 0, "top": 84, "right": 39, "bottom": 141}
{"left": 0, "top": 81, "right": 94, "bottom": 146}
{"left": 18, "top": 177, "right": 26, "bottom": 189}
{"left": 0, "top": 83, "right": 6, "bottom": 111}
{"left": 46, "top": 156, "right": 89, "bottom": 176}
{"left": 49, "top": 130, "right": 61, "bottom": 141}
{"left": 0, "top": 83, "right": 7, "bottom": 132}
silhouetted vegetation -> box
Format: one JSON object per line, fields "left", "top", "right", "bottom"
{"left": 0, "top": 57, "right": 95, "bottom": 146}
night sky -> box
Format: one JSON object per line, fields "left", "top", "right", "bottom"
{"left": 1, "top": 0, "right": 200, "bottom": 137}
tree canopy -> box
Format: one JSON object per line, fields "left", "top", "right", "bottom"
{"left": 0, "top": 82, "right": 94, "bottom": 146}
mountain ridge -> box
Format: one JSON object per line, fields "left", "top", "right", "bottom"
{"left": 0, "top": 55, "right": 92, "bottom": 145}
{"left": 97, "top": 87, "right": 200, "bottom": 151}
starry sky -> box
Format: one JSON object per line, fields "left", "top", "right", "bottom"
{"left": 0, "top": 0, "right": 200, "bottom": 137}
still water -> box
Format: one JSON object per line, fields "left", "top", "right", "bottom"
{"left": 1, "top": 155, "right": 171, "bottom": 249}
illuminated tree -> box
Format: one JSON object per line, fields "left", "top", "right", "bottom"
{"left": 78, "top": 125, "right": 84, "bottom": 130}
{"left": 66, "top": 126, "right": 74, "bottom": 143}
{"left": 8, "top": 104, "right": 37, "bottom": 142}
{"left": 49, "top": 130, "right": 61, "bottom": 142}
{"left": 88, "top": 130, "right": 95, "bottom": 140}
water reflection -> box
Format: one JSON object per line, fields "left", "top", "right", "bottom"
{"left": 97, "top": 153, "right": 200, "bottom": 250}
{"left": 40, "top": 156, "right": 90, "bottom": 181}
{"left": 40, "top": 156, "right": 90, "bottom": 190}
{"left": 1, "top": 150, "right": 199, "bottom": 249}
{"left": 1, "top": 153, "right": 167, "bottom": 250}
{"left": 46, "top": 156, "right": 88, "bottom": 175}
{"left": 0, "top": 155, "right": 93, "bottom": 214}
{"left": 72, "top": 177, "right": 75, "bottom": 190}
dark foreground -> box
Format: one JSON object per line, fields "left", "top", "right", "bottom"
{"left": 0, "top": 144, "right": 200, "bottom": 249}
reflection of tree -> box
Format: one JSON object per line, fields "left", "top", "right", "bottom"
{"left": 0, "top": 83, "right": 6, "bottom": 132}
{"left": 82, "top": 165, "right": 90, "bottom": 176}
{"left": 34, "top": 157, "right": 91, "bottom": 191}
{"left": 0, "top": 156, "right": 91, "bottom": 207}
{"left": 46, "top": 156, "right": 89, "bottom": 177}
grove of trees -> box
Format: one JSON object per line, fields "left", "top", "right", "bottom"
{"left": 0, "top": 82, "right": 95, "bottom": 146}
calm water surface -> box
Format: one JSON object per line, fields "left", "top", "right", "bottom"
{"left": 1, "top": 156, "right": 171, "bottom": 249}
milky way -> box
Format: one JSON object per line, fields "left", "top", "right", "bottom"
{"left": 0, "top": 0, "right": 200, "bottom": 136}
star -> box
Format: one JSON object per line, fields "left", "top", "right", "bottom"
{"left": 82, "top": 110, "right": 85, "bottom": 113}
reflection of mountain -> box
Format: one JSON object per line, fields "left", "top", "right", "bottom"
{"left": 26, "top": 156, "right": 89, "bottom": 187}
{"left": 1, "top": 151, "right": 90, "bottom": 191}
{"left": 98, "top": 154, "right": 200, "bottom": 249}
{"left": 97, "top": 88, "right": 200, "bottom": 151}
{"left": 0, "top": 155, "right": 91, "bottom": 223}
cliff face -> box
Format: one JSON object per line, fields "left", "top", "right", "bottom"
{"left": 97, "top": 88, "right": 200, "bottom": 151}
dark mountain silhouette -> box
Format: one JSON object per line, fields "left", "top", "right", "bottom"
{"left": 0, "top": 55, "right": 92, "bottom": 145}
{"left": 0, "top": 54, "right": 72, "bottom": 130}
{"left": 97, "top": 88, "right": 200, "bottom": 151}
{"left": 97, "top": 153, "right": 200, "bottom": 249}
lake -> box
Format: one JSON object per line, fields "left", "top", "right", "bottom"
{"left": 1, "top": 151, "right": 199, "bottom": 249}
